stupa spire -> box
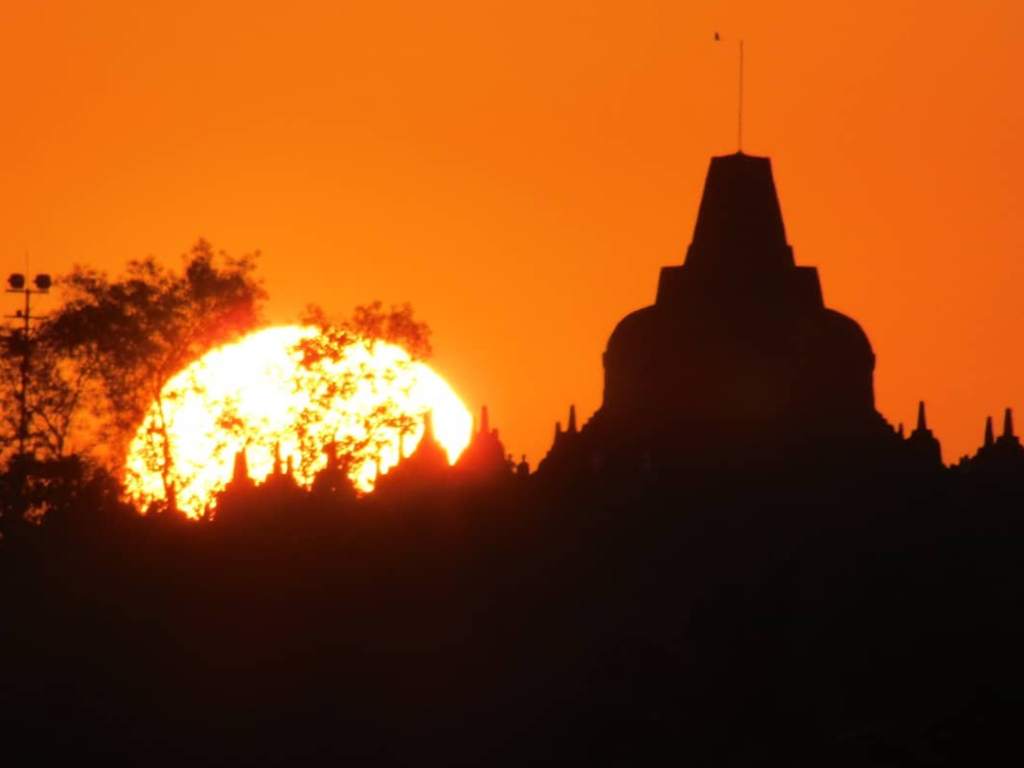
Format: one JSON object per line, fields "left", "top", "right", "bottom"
{"left": 684, "top": 153, "right": 793, "bottom": 273}
{"left": 480, "top": 405, "right": 490, "bottom": 435}
{"left": 567, "top": 404, "right": 578, "bottom": 434}
{"left": 1003, "top": 407, "right": 1014, "bottom": 439}
{"left": 985, "top": 416, "right": 995, "bottom": 448}
{"left": 916, "top": 401, "right": 928, "bottom": 432}
{"left": 232, "top": 448, "right": 250, "bottom": 483}
{"left": 273, "top": 441, "right": 283, "bottom": 475}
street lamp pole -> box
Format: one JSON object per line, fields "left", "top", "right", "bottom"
{"left": 5, "top": 273, "right": 51, "bottom": 456}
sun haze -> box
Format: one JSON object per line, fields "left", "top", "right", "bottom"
{"left": 124, "top": 326, "right": 472, "bottom": 518}
{"left": 1, "top": 1, "right": 1022, "bottom": 467}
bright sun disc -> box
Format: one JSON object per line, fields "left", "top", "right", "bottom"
{"left": 124, "top": 325, "right": 472, "bottom": 518}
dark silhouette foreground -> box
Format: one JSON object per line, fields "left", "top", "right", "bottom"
{"left": 4, "top": 153, "right": 1024, "bottom": 763}
{"left": 2, "top": 462, "right": 1024, "bottom": 764}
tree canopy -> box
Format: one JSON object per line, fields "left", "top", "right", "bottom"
{"left": 1, "top": 242, "right": 442, "bottom": 522}
{"left": 0, "top": 240, "right": 265, "bottom": 514}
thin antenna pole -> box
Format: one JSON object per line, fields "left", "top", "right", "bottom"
{"left": 738, "top": 40, "right": 744, "bottom": 152}
{"left": 5, "top": 271, "right": 50, "bottom": 456}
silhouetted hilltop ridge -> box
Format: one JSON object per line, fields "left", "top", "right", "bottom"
{"left": 6, "top": 151, "right": 1024, "bottom": 764}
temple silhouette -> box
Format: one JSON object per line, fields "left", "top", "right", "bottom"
{"left": 217, "top": 150, "right": 1023, "bottom": 499}
{"left": 527, "top": 151, "right": 1024, "bottom": 489}
{"left": 8, "top": 151, "right": 1024, "bottom": 765}
{"left": 359, "top": 150, "right": 1022, "bottom": 492}
{"left": 534, "top": 151, "right": 901, "bottom": 479}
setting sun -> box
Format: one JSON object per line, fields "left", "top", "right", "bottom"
{"left": 124, "top": 325, "right": 472, "bottom": 518}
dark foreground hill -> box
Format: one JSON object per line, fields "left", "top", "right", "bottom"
{"left": 2, "top": 470, "right": 1024, "bottom": 765}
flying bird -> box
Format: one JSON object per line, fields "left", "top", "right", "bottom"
{"left": 714, "top": 31, "right": 720, "bottom": 41}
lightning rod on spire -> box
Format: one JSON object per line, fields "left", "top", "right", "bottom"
{"left": 715, "top": 32, "right": 745, "bottom": 152}
{"left": 738, "top": 40, "right": 744, "bottom": 152}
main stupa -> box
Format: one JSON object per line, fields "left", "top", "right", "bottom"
{"left": 541, "top": 152, "right": 899, "bottom": 475}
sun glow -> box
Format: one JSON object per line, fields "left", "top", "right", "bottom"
{"left": 124, "top": 325, "right": 472, "bottom": 518}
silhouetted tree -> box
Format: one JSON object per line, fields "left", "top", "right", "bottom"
{"left": 114, "top": 300, "right": 434, "bottom": 516}
{"left": 0, "top": 318, "right": 110, "bottom": 464}
{"left": 290, "top": 302, "right": 433, "bottom": 487}
{"left": 1, "top": 240, "right": 265, "bottom": 507}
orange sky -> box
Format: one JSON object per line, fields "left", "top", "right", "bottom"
{"left": 1, "top": 0, "right": 1022, "bottom": 467}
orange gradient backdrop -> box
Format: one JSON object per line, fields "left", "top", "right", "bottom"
{"left": 1, "top": 1, "right": 1022, "bottom": 467}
